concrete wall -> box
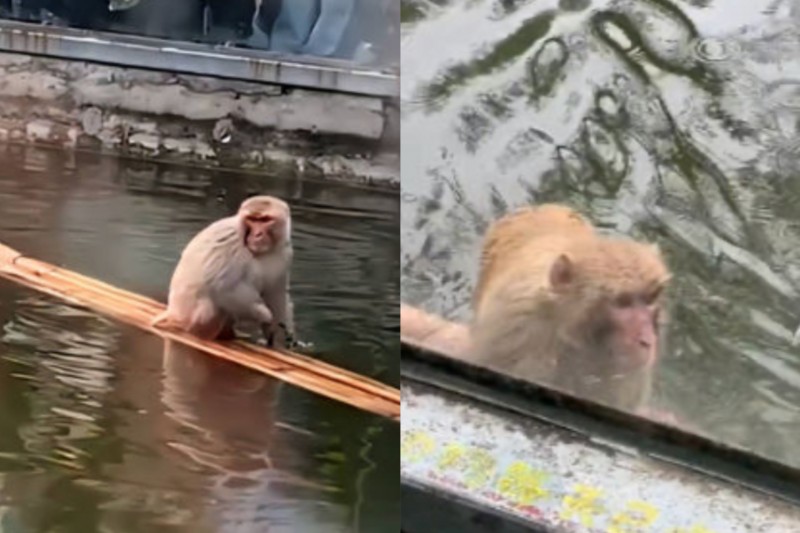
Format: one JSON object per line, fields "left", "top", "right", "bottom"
{"left": 0, "top": 51, "right": 399, "bottom": 188}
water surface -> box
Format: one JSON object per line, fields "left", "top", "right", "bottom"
{"left": 401, "top": 0, "right": 800, "bottom": 467}
{"left": 0, "top": 146, "right": 399, "bottom": 532}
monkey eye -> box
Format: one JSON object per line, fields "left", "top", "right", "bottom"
{"left": 248, "top": 215, "right": 273, "bottom": 223}
{"left": 614, "top": 293, "right": 634, "bottom": 308}
{"left": 644, "top": 285, "right": 664, "bottom": 305}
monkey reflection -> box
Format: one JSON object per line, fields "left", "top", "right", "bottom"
{"left": 468, "top": 204, "right": 671, "bottom": 413}
{"left": 161, "top": 340, "right": 278, "bottom": 479}
{"left": 153, "top": 195, "right": 294, "bottom": 349}
{"left": 161, "top": 342, "right": 334, "bottom": 517}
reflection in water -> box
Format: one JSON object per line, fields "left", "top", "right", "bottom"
{"left": 401, "top": 0, "right": 800, "bottom": 466}
{"left": 0, "top": 146, "right": 398, "bottom": 531}
{"left": 159, "top": 340, "right": 344, "bottom": 532}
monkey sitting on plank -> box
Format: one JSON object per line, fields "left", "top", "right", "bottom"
{"left": 152, "top": 195, "right": 294, "bottom": 349}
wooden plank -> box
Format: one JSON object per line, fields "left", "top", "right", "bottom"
{"left": 0, "top": 242, "right": 400, "bottom": 421}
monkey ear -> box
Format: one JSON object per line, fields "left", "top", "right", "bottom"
{"left": 549, "top": 254, "right": 573, "bottom": 290}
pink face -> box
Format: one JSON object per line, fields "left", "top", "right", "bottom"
{"left": 244, "top": 213, "right": 278, "bottom": 254}
{"left": 606, "top": 293, "right": 661, "bottom": 371}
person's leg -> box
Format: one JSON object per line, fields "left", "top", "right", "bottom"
{"left": 268, "top": 0, "right": 319, "bottom": 54}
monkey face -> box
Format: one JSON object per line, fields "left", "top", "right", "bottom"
{"left": 239, "top": 196, "right": 291, "bottom": 255}
{"left": 550, "top": 242, "right": 667, "bottom": 375}
{"left": 599, "top": 292, "right": 661, "bottom": 372}
{"left": 243, "top": 214, "right": 277, "bottom": 254}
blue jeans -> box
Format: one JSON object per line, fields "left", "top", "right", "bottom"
{"left": 255, "top": 0, "right": 356, "bottom": 58}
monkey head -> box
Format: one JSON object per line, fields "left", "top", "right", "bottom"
{"left": 549, "top": 238, "right": 671, "bottom": 374}
{"left": 238, "top": 196, "right": 291, "bottom": 255}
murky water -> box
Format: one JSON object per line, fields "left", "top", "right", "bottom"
{"left": 0, "top": 146, "right": 399, "bottom": 532}
{"left": 401, "top": 0, "right": 800, "bottom": 467}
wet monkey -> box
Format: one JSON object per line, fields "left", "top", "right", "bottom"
{"left": 152, "top": 195, "right": 294, "bottom": 348}
{"left": 469, "top": 204, "right": 671, "bottom": 412}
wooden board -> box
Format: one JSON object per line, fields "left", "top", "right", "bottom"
{"left": 0, "top": 242, "right": 400, "bottom": 421}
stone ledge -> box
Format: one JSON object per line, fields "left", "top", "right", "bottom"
{"left": 0, "top": 51, "right": 398, "bottom": 188}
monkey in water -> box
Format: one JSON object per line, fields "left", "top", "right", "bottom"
{"left": 469, "top": 204, "right": 671, "bottom": 413}
{"left": 152, "top": 195, "right": 294, "bottom": 349}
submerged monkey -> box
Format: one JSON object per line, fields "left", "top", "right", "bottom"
{"left": 152, "top": 195, "right": 294, "bottom": 349}
{"left": 468, "top": 204, "right": 671, "bottom": 412}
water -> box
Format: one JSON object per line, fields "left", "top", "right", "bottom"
{"left": 401, "top": 0, "right": 800, "bottom": 468}
{"left": 0, "top": 146, "right": 399, "bottom": 532}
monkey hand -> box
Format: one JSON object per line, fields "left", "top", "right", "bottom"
{"left": 646, "top": 408, "right": 678, "bottom": 425}
{"left": 638, "top": 406, "right": 691, "bottom": 430}
{"left": 261, "top": 322, "right": 301, "bottom": 351}
{"left": 278, "top": 322, "right": 297, "bottom": 347}
{"left": 261, "top": 321, "right": 284, "bottom": 349}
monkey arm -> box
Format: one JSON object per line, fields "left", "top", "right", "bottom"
{"left": 261, "top": 274, "right": 293, "bottom": 348}
{"left": 400, "top": 304, "right": 470, "bottom": 357}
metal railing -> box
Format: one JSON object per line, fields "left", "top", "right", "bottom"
{"left": 401, "top": 341, "right": 800, "bottom": 533}
{"left": 0, "top": 19, "right": 398, "bottom": 98}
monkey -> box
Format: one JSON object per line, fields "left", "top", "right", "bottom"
{"left": 152, "top": 195, "right": 294, "bottom": 349}
{"left": 473, "top": 204, "right": 595, "bottom": 313}
{"left": 467, "top": 204, "right": 671, "bottom": 413}
{"left": 400, "top": 303, "right": 471, "bottom": 356}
